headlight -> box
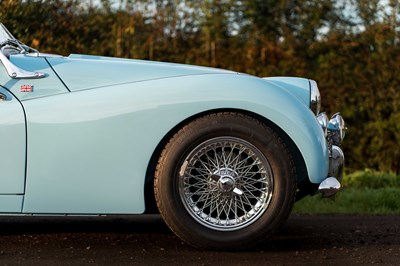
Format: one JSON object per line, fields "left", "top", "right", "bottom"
{"left": 328, "top": 112, "right": 346, "bottom": 142}
{"left": 310, "top": 80, "right": 321, "bottom": 115}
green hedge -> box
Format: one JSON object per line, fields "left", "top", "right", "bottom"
{"left": 1, "top": 1, "right": 400, "bottom": 174}
{"left": 343, "top": 169, "right": 400, "bottom": 188}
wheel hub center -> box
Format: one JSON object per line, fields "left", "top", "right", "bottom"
{"left": 219, "top": 176, "right": 235, "bottom": 192}
{"left": 214, "top": 168, "right": 238, "bottom": 193}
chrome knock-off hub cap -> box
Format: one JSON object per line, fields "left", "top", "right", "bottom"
{"left": 218, "top": 175, "right": 235, "bottom": 192}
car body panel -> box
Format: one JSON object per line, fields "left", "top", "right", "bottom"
{"left": 0, "top": 195, "right": 23, "bottom": 213}
{"left": 47, "top": 54, "right": 234, "bottom": 92}
{"left": 21, "top": 72, "right": 328, "bottom": 214}
{"left": 1, "top": 54, "right": 69, "bottom": 100}
{"left": 0, "top": 87, "right": 26, "bottom": 194}
{"left": 263, "top": 77, "right": 310, "bottom": 108}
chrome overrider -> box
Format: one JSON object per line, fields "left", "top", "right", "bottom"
{"left": 317, "top": 112, "right": 346, "bottom": 197}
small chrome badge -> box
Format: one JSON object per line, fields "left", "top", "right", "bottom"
{"left": 21, "top": 85, "right": 33, "bottom": 92}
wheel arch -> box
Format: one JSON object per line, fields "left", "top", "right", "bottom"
{"left": 143, "top": 108, "right": 310, "bottom": 213}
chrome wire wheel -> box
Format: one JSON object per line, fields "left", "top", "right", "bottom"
{"left": 178, "top": 136, "right": 274, "bottom": 231}
{"left": 155, "top": 113, "right": 296, "bottom": 249}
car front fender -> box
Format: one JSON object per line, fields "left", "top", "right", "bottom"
{"left": 22, "top": 73, "right": 328, "bottom": 214}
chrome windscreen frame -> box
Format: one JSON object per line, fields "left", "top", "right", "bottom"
{"left": 0, "top": 50, "right": 45, "bottom": 79}
{"left": 0, "top": 23, "right": 45, "bottom": 79}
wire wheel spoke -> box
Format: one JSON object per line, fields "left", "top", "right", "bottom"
{"left": 179, "top": 136, "right": 274, "bottom": 231}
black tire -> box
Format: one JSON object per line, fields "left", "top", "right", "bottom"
{"left": 154, "top": 112, "right": 297, "bottom": 250}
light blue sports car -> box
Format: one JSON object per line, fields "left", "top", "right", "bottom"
{"left": 0, "top": 23, "right": 345, "bottom": 249}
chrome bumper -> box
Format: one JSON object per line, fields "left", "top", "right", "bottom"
{"left": 316, "top": 113, "right": 346, "bottom": 197}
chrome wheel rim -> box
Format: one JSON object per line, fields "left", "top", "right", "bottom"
{"left": 178, "top": 136, "right": 274, "bottom": 231}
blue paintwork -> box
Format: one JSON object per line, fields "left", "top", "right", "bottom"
{"left": 0, "top": 195, "right": 23, "bottom": 213}
{"left": 1, "top": 54, "right": 69, "bottom": 100}
{"left": 48, "top": 54, "right": 234, "bottom": 91}
{"left": 0, "top": 87, "right": 25, "bottom": 195}
{"left": 0, "top": 53, "right": 329, "bottom": 214}
{"left": 263, "top": 77, "right": 310, "bottom": 108}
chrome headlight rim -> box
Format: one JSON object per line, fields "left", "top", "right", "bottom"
{"left": 328, "top": 112, "right": 346, "bottom": 142}
{"left": 310, "top": 79, "right": 321, "bottom": 115}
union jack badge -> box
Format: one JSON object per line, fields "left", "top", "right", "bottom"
{"left": 21, "top": 85, "right": 33, "bottom": 92}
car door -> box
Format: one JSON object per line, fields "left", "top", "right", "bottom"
{"left": 0, "top": 86, "right": 26, "bottom": 212}
{"left": 0, "top": 52, "right": 70, "bottom": 213}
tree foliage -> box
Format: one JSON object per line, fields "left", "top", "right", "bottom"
{"left": 0, "top": 0, "right": 399, "bottom": 173}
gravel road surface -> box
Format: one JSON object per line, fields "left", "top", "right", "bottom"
{"left": 0, "top": 214, "right": 399, "bottom": 265}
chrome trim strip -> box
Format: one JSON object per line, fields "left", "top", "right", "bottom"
{"left": 26, "top": 52, "right": 64, "bottom": 58}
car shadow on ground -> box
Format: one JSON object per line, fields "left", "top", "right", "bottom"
{"left": 0, "top": 214, "right": 398, "bottom": 252}
{"left": 0, "top": 215, "right": 169, "bottom": 235}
